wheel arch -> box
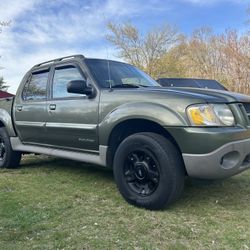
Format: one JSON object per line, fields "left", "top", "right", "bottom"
{"left": 106, "top": 118, "right": 183, "bottom": 168}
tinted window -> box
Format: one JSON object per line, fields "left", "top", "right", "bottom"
{"left": 23, "top": 70, "right": 48, "bottom": 101}
{"left": 52, "top": 66, "right": 84, "bottom": 98}
{"left": 85, "top": 59, "right": 159, "bottom": 88}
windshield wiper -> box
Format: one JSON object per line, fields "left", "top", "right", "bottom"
{"left": 138, "top": 84, "right": 150, "bottom": 87}
{"left": 111, "top": 84, "right": 140, "bottom": 88}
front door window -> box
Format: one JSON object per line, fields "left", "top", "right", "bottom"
{"left": 52, "top": 66, "right": 85, "bottom": 99}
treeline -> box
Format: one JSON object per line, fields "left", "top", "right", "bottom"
{"left": 0, "top": 21, "right": 10, "bottom": 91}
{"left": 107, "top": 9, "right": 250, "bottom": 94}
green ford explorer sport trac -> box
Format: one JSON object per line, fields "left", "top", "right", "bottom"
{"left": 0, "top": 54, "right": 250, "bottom": 210}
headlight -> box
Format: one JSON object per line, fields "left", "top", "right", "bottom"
{"left": 187, "top": 104, "right": 235, "bottom": 126}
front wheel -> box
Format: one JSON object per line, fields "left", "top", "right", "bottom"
{"left": 113, "top": 132, "right": 185, "bottom": 210}
{"left": 0, "top": 127, "right": 22, "bottom": 169}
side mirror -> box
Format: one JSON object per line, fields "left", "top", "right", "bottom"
{"left": 67, "top": 80, "right": 93, "bottom": 96}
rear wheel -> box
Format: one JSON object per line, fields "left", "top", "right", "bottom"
{"left": 113, "top": 132, "right": 185, "bottom": 210}
{"left": 0, "top": 127, "right": 22, "bottom": 169}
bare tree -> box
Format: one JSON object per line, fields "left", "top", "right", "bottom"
{"left": 0, "top": 77, "right": 9, "bottom": 91}
{"left": 107, "top": 22, "right": 180, "bottom": 77}
{"left": 218, "top": 30, "right": 250, "bottom": 93}
{"left": 0, "top": 20, "right": 11, "bottom": 34}
{"left": 0, "top": 20, "right": 11, "bottom": 90}
{"left": 183, "top": 27, "right": 217, "bottom": 77}
{"left": 169, "top": 27, "right": 250, "bottom": 93}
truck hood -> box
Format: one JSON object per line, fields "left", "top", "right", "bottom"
{"left": 147, "top": 87, "right": 250, "bottom": 103}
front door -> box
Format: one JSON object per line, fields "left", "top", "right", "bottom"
{"left": 44, "top": 64, "right": 99, "bottom": 152}
{"left": 14, "top": 69, "right": 49, "bottom": 144}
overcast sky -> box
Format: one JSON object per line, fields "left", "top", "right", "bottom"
{"left": 0, "top": 0, "right": 249, "bottom": 93}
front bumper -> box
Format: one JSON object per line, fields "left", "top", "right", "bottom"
{"left": 183, "top": 138, "right": 250, "bottom": 179}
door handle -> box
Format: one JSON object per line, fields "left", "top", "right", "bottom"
{"left": 16, "top": 106, "right": 22, "bottom": 111}
{"left": 49, "top": 104, "right": 56, "bottom": 110}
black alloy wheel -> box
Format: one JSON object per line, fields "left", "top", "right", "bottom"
{"left": 124, "top": 149, "right": 160, "bottom": 197}
{"left": 113, "top": 132, "right": 185, "bottom": 210}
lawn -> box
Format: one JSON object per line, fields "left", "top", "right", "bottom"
{"left": 0, "top": 155, "right": 249, "bottom": 250}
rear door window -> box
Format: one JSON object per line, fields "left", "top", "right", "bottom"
{"left": 22, "top": 70, "right": 49, "bottom": 101}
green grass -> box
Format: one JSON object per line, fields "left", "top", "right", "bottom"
{"left": 0, "top": 155, "right": 249, "bottom": 249}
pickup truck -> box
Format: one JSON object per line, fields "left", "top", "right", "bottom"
{"left": 1, "top": 54, "right": 250, "bottom": 210}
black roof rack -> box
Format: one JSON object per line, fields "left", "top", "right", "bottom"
{"left": 33, "top": 54, "right": 85, "bottom": 68}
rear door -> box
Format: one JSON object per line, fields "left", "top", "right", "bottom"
{"left": 44, "top": 63, "right": 99, "bottom": 151}
{"left": 14, "top": 69, "right": 49, "bottom": 144}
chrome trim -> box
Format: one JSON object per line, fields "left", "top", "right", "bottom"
{"left": 10, "top": 137, "right": 107, "bottom": 167}
{"left": 15, "top": 121, "right": 45, "bottom": 127}
{"left": 46, "top": 122, "right": 97, "bottom": 130}
{"left": 15, "top": 121, "right": 97, "bottom": 130}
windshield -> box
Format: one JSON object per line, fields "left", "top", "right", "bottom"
{"left": 85, "top": 59, "right": 160, "bottom": 88}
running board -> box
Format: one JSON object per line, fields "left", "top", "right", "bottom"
{"left": 10, "top": 137, "right": 107, "bottom": 167}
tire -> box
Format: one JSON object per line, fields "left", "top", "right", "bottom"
{"left": 0, "top": 127, "right": 22, "bottom": 169}
{"left": 113, "top": 132, "right": 185, "bottom": 210}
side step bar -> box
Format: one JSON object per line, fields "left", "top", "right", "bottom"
{"left": 10, "top": 137, "right": 107, "bottom": 167}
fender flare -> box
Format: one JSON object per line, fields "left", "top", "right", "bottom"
{"left": 0, "top": 109, "right": 16, "bottom": 137}
{"left": 99, "top": 102, "right": 187, "bottom": 145}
